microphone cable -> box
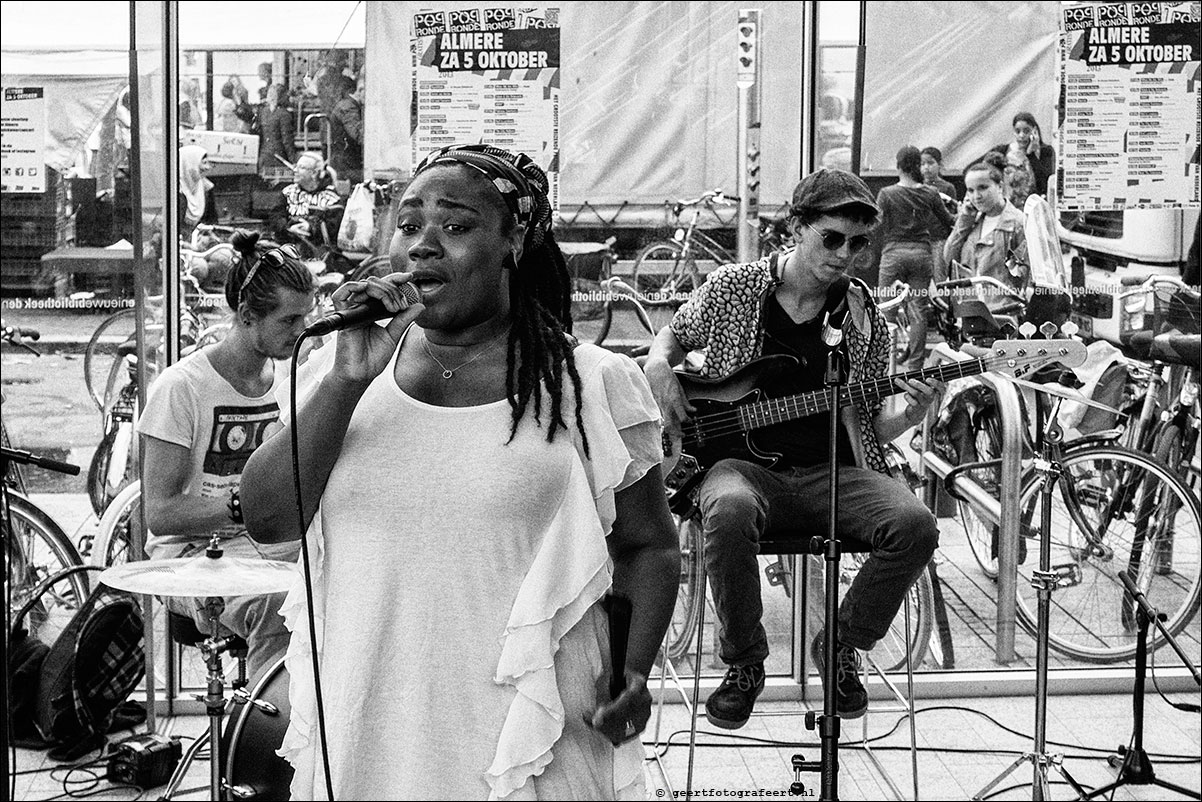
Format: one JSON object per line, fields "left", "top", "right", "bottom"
{"left": 287, "top": 330, "right": 336, "bottom": 801}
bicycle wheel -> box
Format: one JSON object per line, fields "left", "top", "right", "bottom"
{"left": 630, "top": 240, "right": 699, "bottom": 300}
{"left": 1153, "top": 419, "right": 1198, "bottom": 492}
{"left": 4, "top": 493, "right": 89, "bottom": 644}
{"left": 86, "top": 416, "right": 137, "bottom": 518}
{"left": 91, "top": 481, "right": 143, "bottom": 568}
{"left": 1013, "top": 445, "right": 1202, "bottom": 663}
{"left": 84, "top": 308, "right": 139, "bottom": 411}
{"left": 658, "top": 512, "right": 704, "bottom": 664}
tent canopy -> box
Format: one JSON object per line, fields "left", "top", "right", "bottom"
{"left": 0, "top": 1, "right": 366, "bottom": 50}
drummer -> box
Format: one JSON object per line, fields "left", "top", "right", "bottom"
{"left": 137, "top": 230, "right": 317, "bottom": 680}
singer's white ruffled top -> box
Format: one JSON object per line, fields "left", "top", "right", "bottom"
{"left": 274, "top": 328, "right": 661, "bottom": 800}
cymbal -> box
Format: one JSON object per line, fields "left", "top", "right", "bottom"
{"left": 1003, "top": 375, "right": 1124, "bottom": 417}
{"left": 100, "top": 552, "right": 296, "bottom": 597}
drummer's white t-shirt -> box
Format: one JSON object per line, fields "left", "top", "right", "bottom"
{"left": 136, "top": 349, "right": 285, "bottom": 557}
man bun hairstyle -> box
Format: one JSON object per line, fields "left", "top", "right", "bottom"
{"left": 225, "top": 229, "right": 316, "bottom": 318}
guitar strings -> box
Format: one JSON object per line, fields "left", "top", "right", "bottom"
{"left": 679, "top": 358, "right": 991, "bottom": 445}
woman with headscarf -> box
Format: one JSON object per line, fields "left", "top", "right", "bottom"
{"left": 179, "top": 145, "right": 215, "bottom": 236}
{"left": 241, "top": 144, "right": 678, "bottom": 799}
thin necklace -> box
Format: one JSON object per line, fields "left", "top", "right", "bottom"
{"left": 421, "top": 329, "right": 507, "bottom": 379}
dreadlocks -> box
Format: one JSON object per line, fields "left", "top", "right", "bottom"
{"left": 413, "top": 144, "right": 588, "bottom": 456}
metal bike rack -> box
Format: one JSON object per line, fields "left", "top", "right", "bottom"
{"left": 918, "top": 342, "right": 1025, "bottom": 663}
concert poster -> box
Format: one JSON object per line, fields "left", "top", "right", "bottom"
{"left": 410, "top": 6, "right": 561, "bottom": 208}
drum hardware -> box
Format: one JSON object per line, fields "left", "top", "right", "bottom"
{"left": 101, "top": 535, "right": 295, "bottom": 802}
{"left": 231, "top": 686, "right": 280, "bottom": 716}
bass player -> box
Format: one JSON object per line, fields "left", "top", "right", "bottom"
{"left": 642, "top": 168, "right": 944, "bottom": 728}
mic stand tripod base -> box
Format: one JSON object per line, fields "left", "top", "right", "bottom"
{"left": 973, "top": 419, "right": 1088, "bottom": 802}
{"left": 1079, "top": 602, "right": 1201, "bottom": 801}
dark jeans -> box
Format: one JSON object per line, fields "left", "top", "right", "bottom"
{"left": 696, "top": 459, "right": 939, "bottom": 666}
{"left": 878, "top": 241, "right": 934, "bottom": 372}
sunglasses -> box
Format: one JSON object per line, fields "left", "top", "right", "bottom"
{"left": 238, "top": 244, "right": 301, "bottom": 302}
{"left": 806, "top": 224, "right": 871, "bottom": 256}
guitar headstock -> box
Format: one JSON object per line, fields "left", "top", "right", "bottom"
{"left": 983, "top": 322, "right": 1087, "bottom": 378}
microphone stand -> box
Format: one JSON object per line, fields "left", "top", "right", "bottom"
{"left": 1080, "top": 571, "right": 1201, "bottom": 800}
{"left": 974, "top": 405, "right": 1087, "bottom": 801}
{"left": 794, "top": 326, "right": 847, "bottom": 800}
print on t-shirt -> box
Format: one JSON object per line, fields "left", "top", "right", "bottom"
{"left": 203, "top": 403, "right": 280, "bottom": 477}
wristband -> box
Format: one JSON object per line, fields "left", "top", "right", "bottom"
{"left": 228, "top": 487, "right": 244, "bottom": 525}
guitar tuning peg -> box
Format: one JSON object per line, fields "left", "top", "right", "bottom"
{"left": 1039, "top": 321, "right": 1058, "bottom": 338}
{"left": 1060, "top": 320, "right": 1079, "bottom": 337}
{"left": 1018, "top": 322, "right": 1037, "bottom": 338}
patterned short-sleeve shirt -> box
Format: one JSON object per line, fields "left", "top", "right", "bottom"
{"left": 668, "top": 253, "right": 892, "bottom": 474}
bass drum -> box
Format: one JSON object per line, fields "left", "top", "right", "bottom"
{"left": 221, "top": 657, "right": 294, "bottom": 799}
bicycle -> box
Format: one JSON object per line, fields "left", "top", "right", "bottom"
{"left": 2, "top": 328, "right": 91, "bottom": 644}
{"left": 930, "top": 278, "right": 1201, "bottom": 663}
{"left": 591, "top": 280, "right": 938, "bottom": 671}
{"left": 83, "top": 243, "right": 232, "bottom": 414}
{"left": 1113, "top": 275, "right": 1199, "bottom": 489}
{"left": 629, "top": 191, "right": 791, "bottom": 299}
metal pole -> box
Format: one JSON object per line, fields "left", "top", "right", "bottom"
{"left": 850, "top": 1, "right": 867, "bottom": 174}
{"left": 736, "top": 9, "right": 763, "bottom": 263}
{"left": 164, "top": 0, "right": 181, "bottom": 367}
{"left": 127, "top": 0, "right": 156, "bottom": 734}
{"left": 799, "top": 2, "right": 819, "bottom": 176}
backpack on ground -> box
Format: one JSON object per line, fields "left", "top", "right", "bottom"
{"left": 9, "top": 566, "right": 146, "bottom": 759}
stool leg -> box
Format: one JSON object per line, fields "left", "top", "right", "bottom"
{"left": 686, "top": 569, "right": 707, "bottom": 800}
{"left": 158, "top": 726, "right": 209, "bottom": 801}
{"left": 904, "top": 593, "right": 919, "bottom": 800}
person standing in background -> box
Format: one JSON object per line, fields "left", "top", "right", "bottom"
{"left": 327, "top": 75, "right": 364, "bottom": 185}
{"left": 989, "top": 111, "right": 1055, "bottom": 197}
{"left": 920, "top": 147, "right": 958, "bottom": 292}
{"left": 876, "top": 146, "right": 953, "bottom": 371}
{"left": 919, "top": 147, "right": 957, "bottom": 202}
{"left": 257, "top": 84, "right": 297, "bottom": 183}
{"left": 216, "top": 80, "right": 242, "bottom": 133}
{"left": 179, "top": 78, "right": 204, "bottom": 133}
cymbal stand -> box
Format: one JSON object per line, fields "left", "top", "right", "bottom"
{"left": 974, "top": 405, "right": 1086, "bottom": 801}
{"left": 199, "top": 595, "right": 230, "bottom": 802}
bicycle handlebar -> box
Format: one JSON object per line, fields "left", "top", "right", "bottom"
{"left": 1116, "top": 272, "right": 1201, "bottom": 301}
{"left": 1, "top": 326, "right": 41, "bottom": 356}
{"left": 2, "top": 326, "right": 40, "bottom": 342}
{"left": 672, "top": 189, "right": 741, "bottom": 210}
{"left": 1, "top": 446, "right": 80, "bottom": 476}
{"left": 935, "top": 275, "right": 1028, "bottom": 303}
{"left": 876, "top": 281, "right": 911, "bottom": 313}
{"left": 182, "top": 242, "right": 236, "bottom": 261}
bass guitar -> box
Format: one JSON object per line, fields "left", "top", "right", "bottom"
{"left": 663, "top": 338, "right": 1087, "bottom": 503}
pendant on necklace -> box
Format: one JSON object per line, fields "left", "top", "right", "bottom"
{"left": 441, "top": 369, "right": 454, "bottom": 379}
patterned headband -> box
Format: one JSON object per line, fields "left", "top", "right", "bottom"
{"left": 414, "top": 144, "right": 552, "bottom": 250}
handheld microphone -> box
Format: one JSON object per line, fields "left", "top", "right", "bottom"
{"left": 305, "top": 283, "right": 422, "bottom": 336}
